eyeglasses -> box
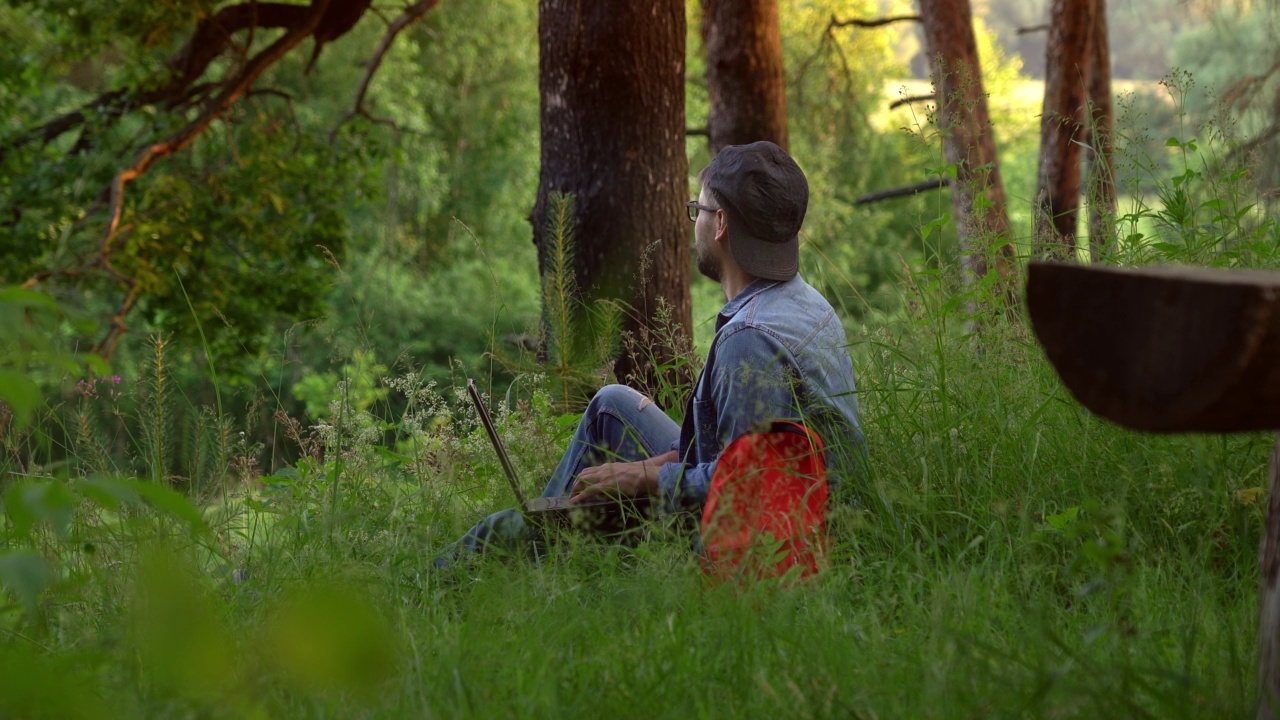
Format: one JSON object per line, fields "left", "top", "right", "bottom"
{"left": 687, "top": 201, "right": 718, "bottom": 223}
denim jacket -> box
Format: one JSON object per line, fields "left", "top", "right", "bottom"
{"left": 656, "top": 274, "right": 864, "bottom": 513}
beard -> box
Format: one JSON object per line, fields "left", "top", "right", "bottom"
{"left": 695, "top": 233, "right": 722, "bottom": 282}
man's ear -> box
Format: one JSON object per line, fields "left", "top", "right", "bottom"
{"left": 714, "top": 209, "right": 730, "bottom": 245}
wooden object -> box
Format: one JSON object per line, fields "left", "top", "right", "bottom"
{"left": 1027, "top": 262, "right": 1280, "bottom": 433}
{"left": 1025, "top": 261, "right": 1280, "bottom": 718}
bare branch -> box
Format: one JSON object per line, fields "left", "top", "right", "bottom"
{"left": 330, "top": 0, "right": 443, "bottom": 143}
{"left": 96, "top": 282, "right": 140, "bottom": 361}
{"left": 855, "top": 178, "right": 950, "bottom": 205}
{"left": 829, "top": 14, "right": 921, "bottom": 29}
{"left": 359, "top": 108, "right": 423, "bottom": 136}
{"left": 686, "top": 127, "right": 710, "bottom": 137}
{"left": 246, "top": 87, "right": 296, "bottom": 103}
{"left": 248, "top": 87, "right": 305, "bottom": 151}
{"left": 889, "top": 94, "right": 935, "bottom": 110}
{"left": 1227, "top": 124, "right": 1280, "bottom": 164}
{"left": 1017, "top": 24, "right": 1049, "bottom": 35}
{"left": 1221, "top": 58, "right": 1280, "bottom": 112}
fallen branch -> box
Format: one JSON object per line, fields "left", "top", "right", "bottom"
{"left": 889, "top": 94, "right": 935, "bottom": 110}
{"left": 330, "top": 0, "right": 443, "bottom": 143}
{"left": 855, "top": 177, "right": 950, "bottom": 205}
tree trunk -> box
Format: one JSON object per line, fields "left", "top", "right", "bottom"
{"left": 1084, "top": 0, "right": 1116, "bottom": 262}
{"left": 702, "top": 0, "right": 789, "bottom": 156}
{"left": 918, "top": 0, "right": 1014, "bottom": 287}
{"left": 1260, "top": 435, "right": 1280, "bottom": 720}
{"left": 1035, "top": 0, "right": 1095, "bottom": 259}
{"left": 532, "top": 0, "right": 692, "bottom": 388}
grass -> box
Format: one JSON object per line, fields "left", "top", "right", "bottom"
{"left": 0, "top": 272, "right": 1269, "bottom": 718}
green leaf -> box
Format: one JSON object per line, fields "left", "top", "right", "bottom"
{"left": 1, "top": 484, "right": 36, "bottom": 538}
{"left": 1165, "top": 137, "right": 1182, "bottom": 147}
{"left": 0, "top": 551, "right": 49, "bottom": 612}
{"left": 555, "top": 413, "right": 583, "bottom": 432}
{"left": 920, "top": 214, "right": 951, "bottom": 243}
{"left": 77, "top": 478, "right": 141, "bottom": 511}
{"left": 125, "top": 480, "right": 210, "bottom": 536}
{"left": 373, "top": 446, "right": 413, "bottom": 464}
{"left": 3, "top": 482, "right": 77, "bottom": 538}
{"left": 264, "top": 585, "right": 396, "bottom": 695}
{"left": 1046, "top": 506, "right": 1080, "bottom": 532}
{"left": 0, "top": 371, "right": 41, "bottom": 427}
{"left": 0, "top": 287, "right": 59, "bottom": 312}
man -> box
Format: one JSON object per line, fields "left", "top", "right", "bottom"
{"left": 436, "top": 141, "right": 863, "bottom": 566}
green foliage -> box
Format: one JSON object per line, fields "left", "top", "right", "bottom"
{"left": 0, "top": 285, "right": 106, "bottom": 428}
{"left": 293, "top": 349, "right": 388, "bottom": 420}
{"left": 2, "top": 1, "right": 368, "bottom": 377}
{"left": 1105, "top": 71, "right": 1280, "bottom": 267}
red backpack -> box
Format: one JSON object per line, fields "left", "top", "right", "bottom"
{"left": 700, "top": 421, "right": 829, "bottom": 583}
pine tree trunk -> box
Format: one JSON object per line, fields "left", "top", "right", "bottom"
{"left": 1035, "top": 0, "right": 1095, "bottom": 259}
{"left": 702, "top": 0, "right": 789, "bottom": 156}
{"left": 1085, "top": 0, "right": 1116, "bottom": 262}
{"left": 918, "top": 0, "right": 1014, "bottom": 287}
{"left": 531, "top": 0, "right": 692, "bottom": 389}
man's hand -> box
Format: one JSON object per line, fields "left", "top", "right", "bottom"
{"left": 569, "top": 450, "right": 678, "bottom": 504}
{"left": 569, "top": 460, "right": 655, "bottom": 503}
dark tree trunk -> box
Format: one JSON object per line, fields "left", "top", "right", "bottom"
{"left": 531, "top": 0, "right": 692, "bottom": 388}
{"left": 918, "top": 0, "right": 1015, "bottom": 287}
{"left": 1085, "top": 0, "right": 1116, "bottom": 262}
{"left": 702, "top": 0, "right": 789, "bottom": 155}
{"left": 1035, "top": 0, "right": 1095, "bottom": 259}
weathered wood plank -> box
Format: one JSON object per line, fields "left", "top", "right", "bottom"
{"left": 1027, "top": 261, "right": 1280, "bottom": 432}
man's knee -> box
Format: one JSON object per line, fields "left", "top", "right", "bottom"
{"left": 588, "top": 384, "right": 645, "bottom": 415}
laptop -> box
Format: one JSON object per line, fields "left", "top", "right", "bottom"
{"left": 465, "top": 379, "right": 654, "bottom": 533}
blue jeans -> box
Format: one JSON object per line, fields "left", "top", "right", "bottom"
{"left": 435, "top": 385, "right": 680, "bottom": 567}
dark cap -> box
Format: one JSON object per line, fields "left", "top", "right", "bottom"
{"left": 702, "top": 141, "right": 808, "bottom": 281}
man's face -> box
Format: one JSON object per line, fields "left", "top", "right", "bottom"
{"left": 694, "top": 186, "right": 723, "bottom": 282}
